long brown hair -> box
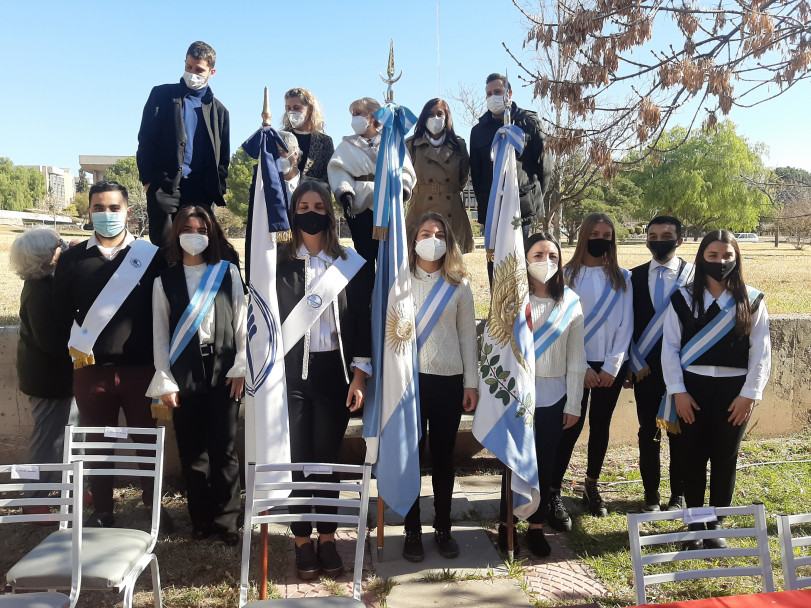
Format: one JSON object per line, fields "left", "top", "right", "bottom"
{"left": 565, "top": 212, "right": 627, "bottom": 291}
{"left": 525, "top": 232, "right": 565, "bottom": 303}
{"left": 412, "top": 99, "right": 461, "bottom": 152}
{"left": 167, "top": 206, "right": 223, "bottom": 265}
{"left": 282, "top": 180, "right": 346, "bottom": 261}
{"left": 690, "top": 229, "right": 755, "bottom": 335}
{"left": 407, "top": 212, "right": 469, "bottom": 286}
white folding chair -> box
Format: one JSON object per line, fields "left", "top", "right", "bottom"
{"left": 1, "top": 461, "right": 84, "bottom": 608}
{"left": 6, "top": 426, "right": 165, "bottom": 608}
{"left": 239, "top": 462, "right": 372, "bottom": 607}
{"left": 777, "top": 512, "right": 811, "bottom": 590}
{"left": 627, "top": 503, "right": 774, "bottom": 605}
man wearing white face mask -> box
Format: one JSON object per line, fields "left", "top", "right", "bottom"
{"left": 52, "top": 181, "right": 166, "bottom": 528}
{"left": 137, "top": 41, "right": 230, "bottom": 248}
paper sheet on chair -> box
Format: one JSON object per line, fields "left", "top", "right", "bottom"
{"left": 684, "top": 506, "right": 718, "bottom": 524}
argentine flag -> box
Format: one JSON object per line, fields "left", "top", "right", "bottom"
{"left": 473, "top": 124, "right": 540, "bottom": 519}
{"left": 362, "top": 102, "right": 422, "bottom": 517}
{"left": 242, "top": 126, "right": 292, "bottom": 495}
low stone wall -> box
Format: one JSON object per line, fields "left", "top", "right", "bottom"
{"left": 2, "top": 315, "right": 809, "bottom": 478}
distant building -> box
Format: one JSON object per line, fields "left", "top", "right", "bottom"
{"left": 462, "top": 179, "right": 478, "bottom": 221}
{"left": 19, "top": 166, "right": 75, "bottom": 210}
{"left": 79, "top": 155, "right": 131, "bottom": 184}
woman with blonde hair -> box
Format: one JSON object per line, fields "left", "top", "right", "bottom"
{"left": 401, "top": 212, "right": 478, "bottom": 562}
{"left": 282, "top": 87, "right": 334, "bottom": 182}
{"left": 328, "top": 96, "right": 416, "bottom": 263}
{"left": 547, "top": 212, "right": 633, "bottom": 527}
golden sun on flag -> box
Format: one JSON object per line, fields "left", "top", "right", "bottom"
{"left": 487, "top": 252, "right": 530, "bottom": 372}
{"left": 385, "top": 302, "right": 414, "bottom": 355}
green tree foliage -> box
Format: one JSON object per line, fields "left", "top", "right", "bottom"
{"left": 0, "top": 158, "right": 46, "bottom": 211}
{"left": 225, "top": 148, "right": 256, "bottom": 222}
{"left": 76, "top": 168, "right": 89, "bottom": 193}
{"left": 630, "top": 122, "right": 769, "bottom": 236}
{"left": 562, "top": 174, "right": 642, "bottom": 244}
{"left": 104, "top": 157, "right": 148, "bottom": 236}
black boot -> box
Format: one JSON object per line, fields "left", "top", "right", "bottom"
{"left": 583, "top": 480, "right": 607, "bottom": 517}
{"left": 526, "top": 527, "right": 551, "bottom": 557}
{"left": 547, "top": 490, "right": 572, "bottom": 532}
{"left": 643, "top": 491, "right": 661, "bottom": 512}
{"left": 295, "top": 540, "right": 320, "bottom": 580}
{"left": 402, "top": 529, "right": 424, "bottom": 562}
{"left": 317, "top": 538, "right": 344, "bottom": 577}
{"left": 666, "top": 495, "right": 686, "bottom": 511}
{"left": 434, "top": 528, "right": 460, "bottom": 559}
{"left": 683, "top": 522, "right": 704, "bottom": 551}
{"left": 497, "top": 523, "right": 521, "bottom": 556}
{"left": 704, "top": 520, "right": 728, "bottom": 549}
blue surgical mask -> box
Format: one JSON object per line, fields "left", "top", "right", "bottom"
{"left": 92, "top": 211, "right": 127, "bottom": 238}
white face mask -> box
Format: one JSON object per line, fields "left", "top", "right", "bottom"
{"left": 486, "top": 94, "right": 507, "bottom": 115}
{"left": 426, "top": 116, "right": 445, "bottom": 135}
{"left": 351, "top": 115, "right": 369, "bottom": 135}
{"left": 179, "top": 233, "right": 209, "bottom": 256}
{"left": 280, "top": 154, "right": 297, "bottom": 174}
{"left": 527, "top": 260, "right": 558, "bottom": 284}
{"left": 414, "top": 236, "right": 447, "bottom": 262}
{"left": 182, "top": 71, "right": 208, "bottom": 91}
{"left": 287, "top": 111, "right": 307, "bottom": 129}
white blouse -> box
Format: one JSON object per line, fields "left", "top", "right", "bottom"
{"left": 147, "top": 262, "right": 247, "bottom": 398}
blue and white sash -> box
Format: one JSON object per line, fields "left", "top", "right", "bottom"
{"left": 657, "top": 287, "right": 762, "bottom": 433}
{"left": 415, "top": 277, "right": 457, "bottom": 351}
{"left": 630, "top": 262, "right": 693, "bottom": 374}
{"left": 533, "top": 287, "right": 580, "bottom": 359}
{"left": 583, "top": 277, "right": 621, "bottom": 343}
{"left": 168, "top": 261, "right": 230, "bottom": 365}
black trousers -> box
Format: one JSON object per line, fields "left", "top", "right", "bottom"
{"left": 147, "top": 178, "right": 215, "bottom": 248}
{"left": 173, "top": 354, "right": 241, "bottom": 534}
{"left": 404, "top": 374, "right": 464, "bottom": 532}
{"left": 346, "top": 209, "right": 379, "bottom": 265}
{"left": 499, "top": 394, "right": 566, "bottom": 524}
{"left": 287, "top": 351, "right": 350, "bottom": 537}
{"left": 634, "top": 367, "right": 685, "bottom": 497}
{"left": 552, "top": 361, "right": 628, "bottom": 487}
{"left": 680, "top": 371, "right": 748, "bottom": 509}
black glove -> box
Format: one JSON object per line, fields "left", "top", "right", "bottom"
{"left": 340, "top": 192, "right": 355, "bottom": 218}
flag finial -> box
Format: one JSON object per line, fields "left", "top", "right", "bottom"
{"left": 262, "top": 86, "right": 272, "bottom": 127}
{"left": 379, "top": 39, "right": 402, "bottom": 103}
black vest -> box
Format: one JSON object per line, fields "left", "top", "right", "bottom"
{"left": 630, "top": 259, "right": 688, "bottom": 372}
{"left": 670, "top": 289, "right": 761, "bottom": 369}
{"left": 162, "top": 263, "right": 236, "bottom": 395}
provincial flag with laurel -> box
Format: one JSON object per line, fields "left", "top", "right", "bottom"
{"left": 362, "top": 101, "right": 422, "bottom": 517}
{"left": 472, "top": 124, "right": 540, "bottom": 519}
{"left": 242, "top": 125, "right": 292, "bottom": 495}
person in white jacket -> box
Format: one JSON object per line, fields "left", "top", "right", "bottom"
{"left": 327, "top": 96, "right": 415, "bottom": 263}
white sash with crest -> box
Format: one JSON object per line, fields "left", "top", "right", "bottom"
{"left": 68, "top": 239, "right": 158, "bottom": 368}
{"left": 281, "top": 248, "right": 365, "bottom": 354}
{"left": 415, "top": 277, "right": 457, "bottom": 351}
{"left": 533, "top": 287, "right": 580, "bottom": 359}
{"left": 630, "top": 262, "right": 694, "bottom": 376}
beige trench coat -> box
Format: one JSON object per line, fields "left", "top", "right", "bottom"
{"left": 405, "top": 134, "right": 474, "bottom": 254}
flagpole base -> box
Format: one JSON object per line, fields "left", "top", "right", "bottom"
{"left": 373, "top": 226, "right": 388, "bottom": 241}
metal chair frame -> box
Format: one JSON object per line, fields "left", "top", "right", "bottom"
{"left": 777, "top": 512, "right": 811, "bottom": 590}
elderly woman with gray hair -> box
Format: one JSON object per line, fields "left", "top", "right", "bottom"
{"left": 277, "top": 130, "right": 302, "bottom": 203}
{"left": 10, "top": 228, "right": 77, "bottom": 507}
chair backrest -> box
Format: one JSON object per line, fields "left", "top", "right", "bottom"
{"left": 777, "top": 512, "right": 811, "bottom": 590}
{"left": 0, "top": 461, "right": 84, "bottom": 607}
{"left": 627, "top": 503, "right": 774, "bottom": 605}
{"left": 239, "top": 461, "right": 372, "bottom": 606}
{"left": 63, "top": 425, "right": 165, "bottom": 545}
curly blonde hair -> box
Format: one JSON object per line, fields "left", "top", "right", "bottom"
{"left": 282, "top": 87, "right": 325, "bottom": 133}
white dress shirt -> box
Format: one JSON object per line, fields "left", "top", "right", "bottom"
{"left": 568, "top": 266, "right": 633, "bottom": 377}
{"left": 86, "top": 230, "right": 135, "bottom": 261}
{"left": 662, "top": 286, "right": 771, "bottom": 400}
{"left": 147, "top": 262, "right": 248, "bottom": 398}
{"left": 647, "top": 255, "right": 682, "bottom": 303}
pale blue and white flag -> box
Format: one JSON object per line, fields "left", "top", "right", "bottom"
{"left": 363, "top": 102, "right": 422, "bottom": 517}
{"left": 472, "top": 124, "right": 540, "bottom": 519}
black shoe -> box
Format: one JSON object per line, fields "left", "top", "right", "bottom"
{"left": 317, "top": 539, "right": 343, "bottom": 577}
{"left": 402, "top": 529, "right": 424, "bottom": 562}
{"left": 497, "top": 523, "right": 520, "bottom": 556}
{"left": 583, "top": 480, "right": 607, "bottom": 517}
{"left": 191, "top": 523, "right": 212, "bottom": 540}
{"left": 85, "top": 511, "right": 115, "bottom": 528}
{"left": 526, "top": 528, "right": 551, "bottom": 558}
{"left": 547, "top": 491, "right": 572, "bottom": 532}
{"left": 683, "top": 522, "right": 704, "bottom": 551}
{"left": 295, "top": 541, "right": 320, "bottom": 580}
{"left": 643, "top": 492, "right": 661, "bottom": 512}
{"left": 666, "top": 495, "right": 686, "bottom": 511}
{"left": 704, "top": 520, "right": 728, "bottom": 549}
{"left": 434, "top": 528, "right": 460, "bottom": 559}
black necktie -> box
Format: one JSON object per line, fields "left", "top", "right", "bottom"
{"left": 706, "top": 300, "right": 721, "bottom": 322}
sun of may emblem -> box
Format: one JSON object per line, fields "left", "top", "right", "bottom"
{"left": 385, "top": 302, "right": 414, "bottom": 355}
{"left": 487, "top": 251, "right": 530, "bottom": 372}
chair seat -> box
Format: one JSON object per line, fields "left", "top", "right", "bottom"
{"left": 7, "top": 528, "right": 153, "bottom": 590}
{"left": 0, "top": 592, "right": 71, "bottom": 608}
{"left": 245, "top": 598, "right": 364, "bottom": 607}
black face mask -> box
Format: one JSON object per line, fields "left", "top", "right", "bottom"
{"left": 647, "top": 240, "right": 678, "bottom": 262}
{"left": 586, "top": 238, "right": 612, "bottom": 258}
{"left": 296, "top": 211, "right": 330, "bottom": 235}
{"left": 703, "top": 259, "right": 737, "bottom": 282}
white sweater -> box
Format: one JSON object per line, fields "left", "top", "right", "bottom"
{"left": 410, "top": 266, "right": 478, "bottom": 388}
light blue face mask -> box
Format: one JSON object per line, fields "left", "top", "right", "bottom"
{"left": 91, "top": 211, "right": 127, "bottom": 238}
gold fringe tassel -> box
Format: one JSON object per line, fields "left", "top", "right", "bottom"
{"left": 633, "top": 367, "right": 651, "bottom": 382}
{"left": 656, "top": 416, "right": 681, "bottom": 435}
{"left": 486, "top": 249, "right": 495, "bottom": 262}
{"left": 373, "top": 226, "right": 388, "bottom": 241}
{"left": 273, "top": 229, "right": 292, "bottom": 243}
{"left": 151, "top": 399, "right": 173, "bottom": 421}
{"left": 69, "top": 347, "right": 95, "bottom": 370}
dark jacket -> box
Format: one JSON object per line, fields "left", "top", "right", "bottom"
{"left": 276, "top": 252, "right": 372, "bottom": 382}
{"left": 469, "top": 102, "right": 551, "bottom": 226}
{"left": 17, "top": 277, "right": 73, "bottom": 398}
{"left": 296, "top": 131, "right": 335, "bottom": 182}
{"left": 136, "top": 80, "right": 230, "bottom": 205}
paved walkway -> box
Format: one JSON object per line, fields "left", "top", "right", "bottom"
{"left": 267, "top": 474, "right": 607, "bottom": 607}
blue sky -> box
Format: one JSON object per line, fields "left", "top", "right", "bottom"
{"left": 1, "top": 0, "right": 808, "bottom": 174}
